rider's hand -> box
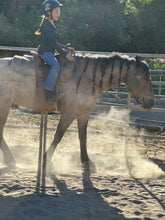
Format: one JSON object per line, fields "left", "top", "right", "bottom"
{"left": 67, "top": 47, "right": 75, "bottom": 55}
{"left": 66, "top": 53, "right": 75, "bottom": 62}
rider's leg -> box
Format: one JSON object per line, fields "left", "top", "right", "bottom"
{"left": 40, "top": 52, "right": 60, "bottom": 101}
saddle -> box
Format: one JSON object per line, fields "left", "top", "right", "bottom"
{"left": 11, "top": 52, "right": 50, "bottom": 82}
{"left": 11, "top": 52, "right": 74, "bottom": 84}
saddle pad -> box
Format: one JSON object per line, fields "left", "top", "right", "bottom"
{"left": 10, "top": 54, "right": 50, "bottom": 83}
{"left": 10, "top": 54, "right": 74, "bottom": 83}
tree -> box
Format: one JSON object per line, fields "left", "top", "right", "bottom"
{"left": 58, "top": 0, "right": 128, "bottom": 51}
{"left": 122, "top": 0, "right": 165, "bottom": 53}
{"left": 0, "top": 0, "right": 164, "bottom": 53}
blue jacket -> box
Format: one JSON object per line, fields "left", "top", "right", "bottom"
{"left": 38, "top": 19, "right": 68, "bottom": 56}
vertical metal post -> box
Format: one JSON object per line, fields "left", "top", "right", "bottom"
{"left": 36, "top": 111, "right": 48, "bottom": 194}
{"left": 124, "top": 92, "right": 132, "bottom": 177}
{"left": 42, "top": 112, "right": 48, "bottom": 194}
{"left": 158, "top": 75, "right": 161, "bottom": 105}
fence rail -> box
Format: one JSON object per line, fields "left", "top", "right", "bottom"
{"left": 0, "top": 46, "right": 37, "bottom": 52}
{"left": 1, "top": 46, "right": 165, "bottom": 59}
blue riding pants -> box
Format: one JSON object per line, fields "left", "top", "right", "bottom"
{"left": 40, "top": 52, "right": 60, "bottom": 92}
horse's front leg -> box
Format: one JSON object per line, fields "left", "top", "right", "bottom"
{"left": 77, "top": 113, "right": 96, "bottom": 172}
{"left": 77, "top": 113, "right": 90, "bottom": 163}
{"left": 45, "top": 112, "right": 75, "bottom": 167}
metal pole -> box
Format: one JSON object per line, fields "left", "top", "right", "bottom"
{"left": 36, "top": 111, "right": 48, "bottom": 194}
{"left": 0, "top": 46, "right": 165, "bottom": 58}
{"left": 42, "top": 112, "right": 48, "bottom": 194}
{"left": 124, "top": 92, "right": 132, "bottom": 176}
{"left": 36, "top": 112, "right": 44, "bottom": 193}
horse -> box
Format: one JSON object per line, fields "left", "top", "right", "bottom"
{"left": 0, "top": 53, "right": 154, "bottom": 168}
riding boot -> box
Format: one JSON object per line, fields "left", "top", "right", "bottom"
{"left": 44, "top": 89, "right": 56, "bottom": 102}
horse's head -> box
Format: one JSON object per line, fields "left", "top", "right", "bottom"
{"left": 126, "top": 56, "right": 154, "bottom": 109}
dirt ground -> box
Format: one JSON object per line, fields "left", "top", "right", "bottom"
{"left": 0, "top": 108, "right": 165, "bottom": 220}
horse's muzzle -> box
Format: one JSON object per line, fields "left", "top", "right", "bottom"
{"left": 139, "top": 94, "right": 154, "bottom": 109}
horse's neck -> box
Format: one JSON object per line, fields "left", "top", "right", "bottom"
{"left": 84, "top": 57, "right": 133, "bottom": 93}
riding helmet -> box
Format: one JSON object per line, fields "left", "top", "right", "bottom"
{"left": 42, "top": 0, "right": 62, "bottom": 14}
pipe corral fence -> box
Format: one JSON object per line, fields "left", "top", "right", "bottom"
{"left": 0, "top": 46, "right": 165, "bottom": 125}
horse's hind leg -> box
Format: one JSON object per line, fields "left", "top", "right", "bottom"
{"left": 0, "top": 99, "right": 16, "bottom": 166}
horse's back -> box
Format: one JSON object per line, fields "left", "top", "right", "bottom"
{"left": 0, "top": 57, "right": 12, "bottom": 68}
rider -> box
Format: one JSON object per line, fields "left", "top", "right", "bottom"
{"left": 36, "top": 0, "right": 75, "bottom": 102}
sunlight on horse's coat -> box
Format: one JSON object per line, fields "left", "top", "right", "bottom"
{"left": 0, "top": 54, "right": 154, "bottom": 169}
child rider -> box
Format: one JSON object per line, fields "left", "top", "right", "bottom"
{"left": 36, "top": 0, "right": 75, "bottom": 102}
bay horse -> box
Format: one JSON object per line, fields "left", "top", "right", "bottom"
{"left": 0, "top": 53, "right": 154, "bottom": 167}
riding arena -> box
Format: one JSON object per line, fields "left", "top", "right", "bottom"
{"left": 0, "top": 46, "right": 165, "bottom": 219}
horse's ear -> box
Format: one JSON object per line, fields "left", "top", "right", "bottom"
{"left": 135, "top": 55, "right": 141, "bottom": 63}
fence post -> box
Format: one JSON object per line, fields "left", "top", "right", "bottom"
{"left": 36, "top": 111, "right": 48, "bottom": 194}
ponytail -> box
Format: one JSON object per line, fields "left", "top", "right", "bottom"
{"left": 35, "top": 15, "right": 46, "bottom": 35}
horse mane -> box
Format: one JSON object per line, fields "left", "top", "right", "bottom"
{"left": 57, "top": 52, "right": 150, "bottom": 82}
{"left": 74, "top": 53, "right": 136, "bottom": 76}
{"left": 75, "top": 52, "right": 135, "bottom": 63}
{"left": 74, "top": 52, "right": 150, "bottom": 78}
{"left": 58, "top": 52, "right": 135, "bottom": 71}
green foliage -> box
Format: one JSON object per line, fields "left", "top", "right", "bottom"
{"left": 122, "top": 0, "right": 165, "bottom": 53}
{"left": 0, "top": 0, "right": 164, "bottom": 53}
{"left": 58, "top": 0, "right": 128, "bottom": 51}
{"left": 138, "top": 0, "right": 152, "bottom": 4}
{"left": 0, "top": 0, "right": 41, "bottom": 47}
{"left": 146, "top": 58, "right": 165, "bottom": 95}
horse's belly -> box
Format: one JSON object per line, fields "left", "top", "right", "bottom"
{"left": 13, "top": 78, "right": 56, "bottom": 111}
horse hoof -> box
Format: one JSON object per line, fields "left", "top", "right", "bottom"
{"left": 4, "top": 158, "right": 16, "bottom": 168}
{"left": 46, "top": 162, "right": 54, "bottom": 175}
{"left": 82, "top": 160, "right": 96, "bottom": 174}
